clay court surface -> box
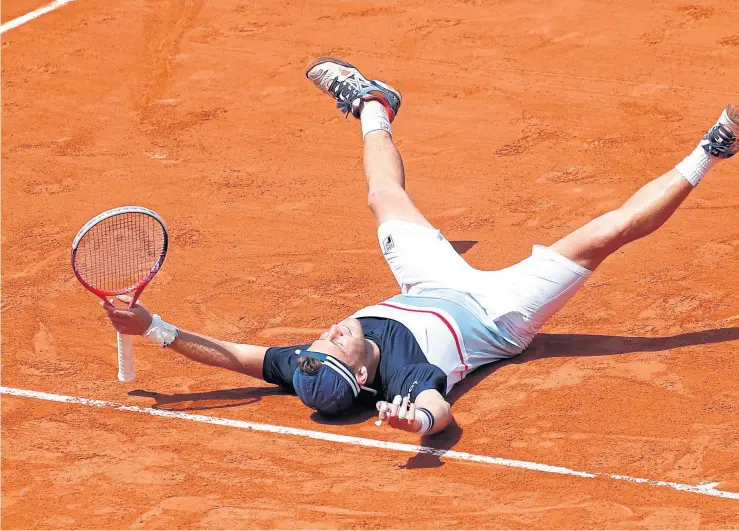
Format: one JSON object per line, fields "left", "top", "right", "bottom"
{"left": 3, "top": 0, "right": 739, "bottom": 528}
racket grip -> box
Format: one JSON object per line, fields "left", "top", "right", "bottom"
{"left": 117, "top": 332, "right": 135, "bottom": 382}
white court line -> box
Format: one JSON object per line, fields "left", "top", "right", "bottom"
{"left": 2, "top": 385, "right": 738, "bottom": 500}
{"left": 0, "top": 0, "right": 77, "bottom": 35}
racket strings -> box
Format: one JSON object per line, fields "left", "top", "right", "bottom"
{"left": 75, "top": 213, "right": 165, "bottom": 293}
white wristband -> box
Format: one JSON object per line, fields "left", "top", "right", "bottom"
{"left": 144, "top": 314, "right": 179, "bottom": 348}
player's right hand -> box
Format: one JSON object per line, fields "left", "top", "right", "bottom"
{"left": 375, "top": 394, "right": 419, "bottom": 433}
{"left": 101, "top": 295, "right": 153, "bottom": 336}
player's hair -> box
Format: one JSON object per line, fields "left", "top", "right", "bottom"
{"left": 297, "top": 356, "right": 323, "bottom": 375}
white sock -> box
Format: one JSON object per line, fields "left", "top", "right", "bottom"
{"left": 675, "top": 107, "right": 738, "bottom": 187}
{"left": 675, "top": 145, "right": 720, "bottom": 187}
{"left": 360, "top": 100, "right": 391, "bottom": 139}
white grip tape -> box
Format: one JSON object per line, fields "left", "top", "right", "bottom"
{"left": 117, "top": 332, "right": 135, "bottom": 382}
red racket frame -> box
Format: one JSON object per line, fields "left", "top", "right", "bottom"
{"left": 71, "top": 206, "right": 168, "bottom": 306}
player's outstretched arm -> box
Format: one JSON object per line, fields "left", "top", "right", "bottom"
{"left": 101, "top": 296, "right": 269, "bottom": 380}
{"left": 167, "top": 330, "right": 268, "bottom": 379}
{"left": 375, "top": 389, "right": 452, "bottom": 436}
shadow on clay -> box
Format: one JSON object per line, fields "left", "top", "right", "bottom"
{"left": 128, "top": 387, "right": 287, "bottom": 412}
{"left": 449, "top": 240, "right": 477, "bottom": 255}
{"left": 309, "top": 404, "right": 378, "bottom": 426}
{"left": 528, "top": 327, "right": 739, "bottom": 358}
{"left": 401, "top": 420, "right": 463, "bottom": 470}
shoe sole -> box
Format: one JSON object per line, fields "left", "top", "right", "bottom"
{"left": 304, "top": 56, "right": 402, "bottom": 104}
{"left": 305, "top": 56, "right": 358, "bottom": 77}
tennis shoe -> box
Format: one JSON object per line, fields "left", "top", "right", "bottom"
{"left": 305, "top": 57, "right": 402, "bottom": 122}
{"left": 700, "top": 104, "right": 739, "bottom": 158}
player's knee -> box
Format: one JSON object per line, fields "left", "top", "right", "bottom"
{"left": 367, "top": 187, "right": 401, "bottom": 213}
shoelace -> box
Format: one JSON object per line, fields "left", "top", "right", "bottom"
{"left": 704, "top": 124, "right": 737, "bottom": 157}
{"left": 328, "top": 78, "right": 361, "bottom": 118}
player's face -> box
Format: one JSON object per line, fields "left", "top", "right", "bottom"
{"left": 309, "top": 317, "right": 367, "bottom": 374}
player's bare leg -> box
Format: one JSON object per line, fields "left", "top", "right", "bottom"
{"left": 552, "top": 105, "right": 739, "bottom": 271}
{"left": 552, "top": 169, "right": 692, "bottom": 270}
{"left": 362, "top": 111, "right": 432, "bottom": 228}
{"left": 305, "top": 57, "right": 431, "bottom": 228}
{"left": 364, "top": 128, "right": 405, "bottom": 191}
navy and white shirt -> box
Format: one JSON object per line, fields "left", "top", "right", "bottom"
{"left": 263, "top": 289, "right": 525, "bottom": 406}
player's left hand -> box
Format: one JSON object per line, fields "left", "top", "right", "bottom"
{"left": 375, "top": 394, "right": 418, "bottom": 433}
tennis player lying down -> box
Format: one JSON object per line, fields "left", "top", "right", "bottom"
{"left": 102, "top": 58, "right": 738, "bottom": 437}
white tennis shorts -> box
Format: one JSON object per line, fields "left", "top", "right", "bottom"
{"left": 377, "top": 220, "right": 592, "bottom": 349}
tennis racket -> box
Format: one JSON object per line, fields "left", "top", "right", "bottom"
{"left": 71, "top": 206, "right": 168, "bottom": 382}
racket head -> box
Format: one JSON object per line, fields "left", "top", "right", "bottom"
{"left": 71, "top": 206, "right": 168, "bottom": 300}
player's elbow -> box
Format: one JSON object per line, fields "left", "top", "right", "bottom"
{"left": 439, "top": 403, "right": 454, "bottom": 432}
{"left": 427, "top": 401, "right": 453, "bottom": 435}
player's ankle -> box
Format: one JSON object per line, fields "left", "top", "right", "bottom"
{"left": 361, "top": 100, "right": 392, "bottom": 139}
{"left": 675, "top": 145, "right": 720, "bottom": 187}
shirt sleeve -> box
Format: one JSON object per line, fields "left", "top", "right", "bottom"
{"left": 262, "top": 343, "right": 311, "bottom": 391}
{"left": 385, "top": 363, "right": 447, "bottom": 403}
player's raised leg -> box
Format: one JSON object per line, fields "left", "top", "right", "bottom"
{"left": 305, "top": 57, "right": 432, "bottom": 229}
{"left": 362, "top": 113, "right": 433, "bottom": 229}
{"left": 551, "top": 105, "right": 739, "bottom": 271}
